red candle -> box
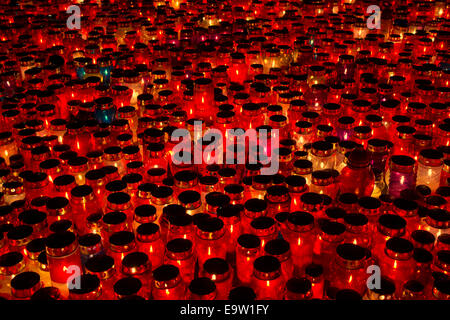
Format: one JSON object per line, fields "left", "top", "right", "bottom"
{"left": 151, "top": 264, "right": 186, "bottom": 300}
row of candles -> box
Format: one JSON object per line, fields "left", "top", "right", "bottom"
{"left": 0, "top": 0, "right": 449, "bottom": 300}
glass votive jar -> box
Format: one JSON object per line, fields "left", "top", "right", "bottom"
{"left": 265, "top": 185, "right": 290, "bottom": 218}
{"left": 107, "top": 192, "right": 133, "bottom": 224}
{"left": 300, "top": 192, "right": 323, "bottom": 216}
{"left": 164, "top": 238, "right": 195, "bottom": 285}
{"left": 52, "top": 174, "right": 76, "bottom": 199}
{"left": 10, "top": 271, "right": 42, "bottom": 299}
{"left": 310, "top": 141, "right": 335, "bottom": 170}
{"left": 281, "top": 212, "right": 315, "bottom": 274}
{"left": 195, "top": 217, "right": 227, "bottom": 268}
{"left": 78, "top": 233, "right": 104, "bottom": 267}
{"left": 159, "top": 204, "right": 186, "bottom": 243}
{"left": 188, "top": 277, "right": 217, "bottom": 300}
{"left": 392, "top": 198, "right": 419, "bottom": 234}
{"left": 0, "top": 132, "right": 18, "bottom": 166}
{"left": 264, "top": 239, "right": 294, "bottom": 282}
{"left": 336, "top": 116, "right": 355, "bottom": 142}
{"left": 251, "top": 255, "right": 284, "bottom": 300}
{"left": 242, "top": 198, "right": 267, "bottom": 233}
{"left": 431, "top": 278, "right": 450, "bottom": 300}
{"left": 284, "top": 277, "right": 313, "bottom": 300}
{"left": 45, "top": 231, "right": 82, "bottom": 296}
{"left": 0, "top": 251, "right": 26, "bottom": 298}
{"left": 167, "top": 213, "right": 194, "bottom": 243}
{"left": 18, "top": 209, "right": 47, "bottom": 236}
{"left": 113, "top": 277, "right": 144, "bottom": 300}
{"left": 313, "top": 220, "right": 346, "bottom": 274}
{"left": 23, "top": 172, "right": 51, "bottom": 202}
{"left": 411, "top": 229, "right": 435, "bottom": 252}
{"left": 379, "top": 237, "right": 415, "bottom": 296}
{"left": 387, "top": 155, "right": 416, "bottom": 199}
{"left": 30, "top": 286, "right": 63, "bottom": 300}
{"left": 201, "top": 257, "right": 233, "bottom": 300}
{"left": 236, "top": 234, "right": 261, "bottom": 286}
{"left": 328, "top": 243, "right": 369, "bottom": 296}
{"left": 343, "top": 213, "right": 371, "bottom": 249}
{"left": 216, "top": 204, "right": 241, "bottom": 256}
{"left": 133, "top": 204, "right": 157, "bottom": 232}
{"left": 70, "top": 185, "right": 103, "bottom": 234}
{"left": 364, "top": 276, "right": 397, "bottom": 300}
{"left": 311, "top": 170, "right": 338, "bottom": 198}
{"left": 68, "top": 157, "right": 88, "bottom": 186}
{"left": 249, "top": 216, "right": 278, "bottom": 250}
{"left": 85, "top": 254, "right": 117, "bottom": 300}
{"left": 416, "top": 149, "right": 443, "bottom": 193}
{"left": 121, "top": 251, "right": 152, "bottom": 295}
{"left": 68, "top": 274, "right": 102, "bottom": 300}
{"left": 7, "top": 225, "right": 34, "bottom": 256}
{"left": 136, "top": 223, "right": 164, "bottom": 271}
{"left": 292, "top": 159, "right": 312, "bottom": 184}
{"left": 108, "top": 231, "right": 136, "bottom": 272}
{"left": 294, "top": 121, "right": 314, "bottom": 151}
{"left": 305, "top": 263, "right": 325, "bottom": 299}
{"left": 423, "top": 208, "right": 450, "bottom": 240}
{"left": 3, "top": 181, "right": 26, "bottom": 205}
{"left": 151, "top": 264, "right": 186, "bottom": 300}
{"left": 104, "top": 146, "right": 125, "bottom": 176}
{"left": 150, "top": 185, "right": 174, "bottom": 221}
{"left": 338, "top": 148, "right": 375, "bottom": 197}
{"left": 372, "top": 214, "right": 407, "bottom": 261}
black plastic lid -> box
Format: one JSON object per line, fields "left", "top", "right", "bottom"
{"left": 109, "top": 231, "right": 135, "bottom": 246}
{"left": 0, "top": 251, "right": 23, "bottom": 267}
{"left": 237, "top": 234, "right": 261, "bottom": 249}
{"left": 244, "top": 198, "right": 267, "bottom": 212}
{"left": 411, "top": 230, "right": 435, "bottom": 246}
{"left": 30, "top": 287, "right": 61, "bottom": 300}
{"left": 103, "top": 211, "right": 127, "bottom": 225}
{"left": 78, "top": 233, "right": 101, "bottom": 248}
{"left": 335, "top": 289, "right": 362, "bottom": 300}
{"left": 189, "top": 277, "right": 216, "bottom": 296}
{"left": 136, "top": 223, "right": 159, "bottom": 236}
{"left": 69, "top": 274, "right": 100, "bottom": 295}
{"left": 205, "top": 192, "right": 230, "bottom": 207}
{"left": 113, "top": 277, "right": 142, "bottom": 296}
{"left": 305, "top": 263, "right": 323, "bottom": 278}
{"left": 286, "top": 277, "right": 312, "bottom": 294}
{"left": 203, "top": 258, "right": 229, "bottom": 275}
{"left": 338, "top": 193, "right": 358, "bottom": 205}
{"left": 152, "top": 264, "right": 179, "bottom": 282}
{"left": 253, "top": 255, "right": 280, "bottom": 273}
{"left": 344, "top": 213, "right": 368, "bottom": 226}
{"left": 71, "top": 185, "right": 93, "bottom": 198}
{"left": 386, "top": 237, "right": 414, "bottom": 254}
{"left": 106, "top": 180, "right": 127, "bottom": 193}
{"left": 413, "top": 248, "right": 433, "bottom": 263}
{"left": 265, "top": 239, "right": 290, "bottom": 256}
{"left": 228, "top": 286, "right": 256, "bottom": 300}
{"left": 251, "top": 216, "right": 275, "bottom": 230}
{"left": 378, "top": 214, "right": 406, "bottom": 230}
{"left": 7, "top": 225, "right": 33, "bottom": 240}
{"left": 319, "top": 220, "right": 346, "bottom": 235}
{"left": 196, "top": 217, "right": 224, "bottom": 233}
{"left": 122, "top": 252, "right": 149, "bottom": 269}
{"left": 11, "top": 271, "right": 40, "bottom": 291}
{"left": 166, "top": 238, "right": 192, "bottom": 253}
{"left": 336, "top": 243, "right": 366, "bottom": 261}
{"left": 370, "top": 277, "right": 396, "bottom": 295}
{"left": 85, "top": 255, "right": 114, "bottom": 273}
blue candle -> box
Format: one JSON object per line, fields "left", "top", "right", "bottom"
{"left": 94, "top": 97, "right": 116, "bottom": 124}
{"left": 98, "top": 57, "right": 112, "bottom": 86}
